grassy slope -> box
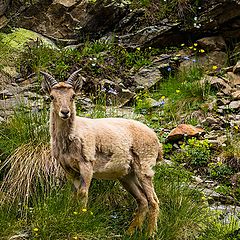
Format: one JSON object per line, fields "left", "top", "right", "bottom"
{"left": 0, "top": 31, "right": 240, "bottom": 239}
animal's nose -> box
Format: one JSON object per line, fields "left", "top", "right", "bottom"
{"left": 61, "top": 110, "right": 70, "bottom": 116}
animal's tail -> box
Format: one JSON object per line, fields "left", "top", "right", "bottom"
{"left": 156, "top": 143, "right": 164, "bottom": 163}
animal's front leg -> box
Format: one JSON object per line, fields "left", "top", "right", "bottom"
{"left": 74, "top": 161, "right": 93, "bottom": 208}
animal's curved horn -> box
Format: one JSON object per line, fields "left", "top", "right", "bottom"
{"left": 65, "top": 69, "right": 82, "bottom": 86}
{"left": 40, "top": 71, "right": 58, "bottom": 87}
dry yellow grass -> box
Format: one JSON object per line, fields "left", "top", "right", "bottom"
{"left": 0, "top": 143, "right": 64, "bottom": 206}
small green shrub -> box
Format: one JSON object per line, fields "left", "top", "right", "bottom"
{"left": 221, "top": 133, "right": 240, "bottom": 171}
{"left": 208, "top": 162, "right": 233, "bottom": 182}
{"left": 163, "top": 143, "right": 173, "bottom": 154}
{"left": 125, "top": 48, "right": 152, "bottom": 70}
{"left": 172, "top": 138, "right": 211, "bottom": 168}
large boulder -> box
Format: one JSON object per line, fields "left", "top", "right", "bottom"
{"left": 8, "top": 0, "right": 240, "bottom": 48}
{"left": 14, "top": 0, "right": 130, "bottom": 40}
{"left": 166, "top": 124, "right": 205, "bottom": 142}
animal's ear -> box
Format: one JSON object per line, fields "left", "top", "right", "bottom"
{"left": 40, "top": 71, "right": 58, "bottom": 94}
{"left": 66, "top": 69, "right": 84, "bottom": 93}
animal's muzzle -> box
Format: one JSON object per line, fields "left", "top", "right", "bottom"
{"left": 59, "top": 109, "right": 71, "bottom": 119}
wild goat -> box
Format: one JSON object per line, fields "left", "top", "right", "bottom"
{"left": 40, "top": 70, "right": 163, "bottom": 236}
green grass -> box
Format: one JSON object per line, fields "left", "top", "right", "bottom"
{"left": 1, "top": 163, "right": 239, "bottom": 239}
{"left": 0, "top": 106, "right": 49, "bottom": 160}
{"left": 134, "top": 64, "right": 213, "bottom": 126}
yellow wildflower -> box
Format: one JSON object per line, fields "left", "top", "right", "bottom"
{"left": 161, "top": 96, "right": 166, "bottom": 100}
{"left": 73, "top": 211, "right": 78, "bottom": 215}
{"left": 234, "top": 125, "right": 239, "bottom": 130}
{"left": 189, "top": 46, "right": 193, "bottom": 49}
{"left": 176, "top": 89, "right": 180, "bottom": 93}
{"left": 136, "top": 47, "right": 141, "bottom": 51}
{"left": 193, "top": 48, "right": 197, "bottom": 51}
{"left": 212, "top": 65, "right": 218, "bottom": 70}
{"left": 33, "top": 228, "right": 39, "bottom": 232}
{"left": 90, "top": 211, "right": 94, "bottom": 215}
{"left": 82, "top": 208, "right": 87, "bottom": 212}
{"left": 201, "top": 196, "right": 207, "bottom": 201}
{"left": 199, "top": 49, "right": 205, "bottom": 53}
{"left": 194, "top": 43, "right": 198, "bottom": 46}
{"left": 181, "top": 43, "right": 185, "bottom": 47}
{"left": 217, "top": 161, "right": 223, "bottom": 166}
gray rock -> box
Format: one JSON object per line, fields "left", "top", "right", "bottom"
{"left": 0, "top": 89, "right": 13, "bottom": 99}
{"left": 0, "top": 116, "right": 4, "bottom": 123}
{"left": 202, "top": 117, "right": 220, "bottom": 126}
{"left": 119, "top": 22, "right": 180, "bottom": 48}
{"left": 9, "top": 232, "right": 29, "bottom": 240}
{"left": 53, "top": 0, "right": 78, "bottom": 8}
{"left": 202, "top": 188, "right": 234, "bottom": 205}
{"left": 226, "top": 72, "right": 240, "bottom": 87}
{"left": 0, "top": 14, "right": 8, "bottom": 29}
{"left": 16, "top": 0, "right": 130, "bottom": 39}
{"left": 192, "top": 176, "right": 204, "bottom": 183}
{"left": 236, "top": 115, "right": 240, "bottom": 120}
{"left": 196, "top": 36, "right": 226, "bottom": 51}
{"left": 133, "top": 66, "right": 162, "bottom": 88}
{"left": 229, "top": 100, "right": 240, "bottom": 110}
{"left": 203, "top": 76, "right": 232, "bottom": 94}
{"left": 232, "top": 90, "right": 240, "bottom": 100}
{"left": 216, "top": 98, "right": 230, "bottom": 106}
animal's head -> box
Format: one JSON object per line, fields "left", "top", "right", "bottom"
{"left": 40, "top": 69, "right": 83, "bottom": 120}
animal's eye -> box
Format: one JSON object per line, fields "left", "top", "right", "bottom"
{"left": 50, "top": 95, "right": 54, "bottom": 101}
{"left": 71, "top": 94, "right": 76, "bottom": 100}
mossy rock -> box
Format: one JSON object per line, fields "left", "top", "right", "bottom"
{"left": 0, "top": 28, "right": 57, "bottom": 67}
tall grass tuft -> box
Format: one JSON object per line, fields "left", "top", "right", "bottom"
{"left": 154, "top": 164, "right": 207, "bottom": 240}
{"left": 0, "top": 107, "right": 64, "bottom": 207}
{"left": 0, "top": 143, "right": 63, "bottom": 206}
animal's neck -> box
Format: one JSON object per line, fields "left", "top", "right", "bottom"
{"left": 50, "top": 105, "right": 76, "bottom": 154}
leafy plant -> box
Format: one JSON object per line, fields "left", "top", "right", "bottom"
{"left": 220, "top": 133, "right": 240, "bottom": 171}
{"left": 208, "top": 162, "right": 233, "bottom": 182}
{"left": 172, "top": 138, "right": 211, "bottom": 168}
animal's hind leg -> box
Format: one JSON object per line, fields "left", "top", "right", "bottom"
{"left": 119, "top": 173, "right": 149, "bottom": 235}
{"left": 135, "top": 165, "right": 159, "bottom": 236}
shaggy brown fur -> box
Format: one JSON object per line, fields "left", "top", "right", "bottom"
{"left": 41, "top": 71, "right": 163, "bottom": 236}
